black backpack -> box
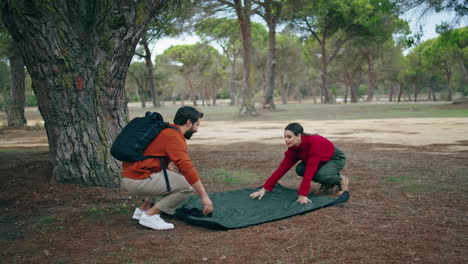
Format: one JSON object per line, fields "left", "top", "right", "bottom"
{"left": 111, "top": 112, "right": 177, "bottom": 192}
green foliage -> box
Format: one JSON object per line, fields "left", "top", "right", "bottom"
{"left": 358, "top": 84, "right": 368, "bottom": 97}
{"left": 195, "top": 17, "right": 241, "bottom": 51}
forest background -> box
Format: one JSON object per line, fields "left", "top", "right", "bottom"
{"left": 0, "top": 0, "right": 467, "bottom": 191}
{"left": 0, "top": 1, "right": 467, "bottom": 263}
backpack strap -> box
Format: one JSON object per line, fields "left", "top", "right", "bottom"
{"left": 142, "top": 155, "right": 171, "bottom": 192}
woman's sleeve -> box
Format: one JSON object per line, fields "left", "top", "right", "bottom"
{"left": 297, "top": 144, "right": 321, "bottom": 196}
{"left": 263, "top": 150, "right": 298, "bottom": 191}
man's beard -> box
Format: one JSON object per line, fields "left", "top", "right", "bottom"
{"left": 184, "top": 129, "right": 196, "bottom": 139}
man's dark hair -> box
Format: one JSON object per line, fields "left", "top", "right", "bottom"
{"left": 173, "top": 106, "right": 204, "bottom": 126}
{"left": 285, "top": 122, "right": 304, "bottom": 136}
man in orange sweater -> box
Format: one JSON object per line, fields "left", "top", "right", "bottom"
{"left": 121, "top": 106, "right": 213, "bottom": 230}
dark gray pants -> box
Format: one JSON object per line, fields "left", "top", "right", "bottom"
{"left": 295, "top": 147, "right": 346, "bottom": 188}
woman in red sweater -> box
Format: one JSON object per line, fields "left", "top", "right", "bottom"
{"left": 250, "top": 122, "right": 349, "bottom": 204}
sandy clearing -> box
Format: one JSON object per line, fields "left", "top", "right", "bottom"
{"left": 189, "top": 118, "right": 468, "bottom": 151}
{"left": 1, "top": 118, "right": 467, "bottom": 151}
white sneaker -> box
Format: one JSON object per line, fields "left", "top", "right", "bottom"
{"left": 139, "top": 213, "right": 174, "bottom": 230}
{"left": 132, "top": 208, "right": 146, "bottom": 220}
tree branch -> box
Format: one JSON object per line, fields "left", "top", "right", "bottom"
{"left": 304, "top": 18, "right": 321, "bottom": 45}
{"left": 328, "top": 35, "right": 353, "bottom": 62}
{"left": 217, "top": 0, "right": 235, "bottom": 8}
{"left": 134, "top": 52, "right": 145, "bottom": 58}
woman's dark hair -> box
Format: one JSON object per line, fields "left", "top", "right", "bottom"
{"left": 285, "top": 122, "right": 304, "bottom": 136}
{"left": 173, "top": 106, "right": 204, "bottom": 126}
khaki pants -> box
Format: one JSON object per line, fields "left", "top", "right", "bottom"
{"left": 122, "top": 170, "right": 194, "bottom": 215}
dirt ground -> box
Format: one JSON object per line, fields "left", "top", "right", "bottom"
{"left": 0, "top": 117, "right": 467, "bottom": 263}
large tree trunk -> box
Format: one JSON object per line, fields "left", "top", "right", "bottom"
{"left": 279, "top": 74, "right": 287, "bottom": 104}
{"left": 128, "top": 70, "right": 147, "bottom": 108}
{"left": 446, "top": 70, "right": 452, "bottom": 101}
{"left": 397, "top": 82, "right": 404, "bottom": 102}
{"left": 366, "top": 52, "right": 376, "bottom": 102}
{"left": 430, "top": 81, "right": 437, "bottom": 101}
{"left": 262, "top": 0, "right": 279, "bottom": 109}
{"left": 344, "top": 73, "right": 351, "bottom": 103}
{"left": 7, "top": 45, "right": 27, "bottom": 127}
{"left": 388, "top": 81, "right": 394, "bottom": 102}
{"left": 350, "top": 70, "right": 361, "bottom": 103}
{"left": 407, "top": 83, "right": 412, "bottom": 101}
{"left": 187, "top": 77, "right": 197, "bottom": 106}
{"left": 234, "top": 0, "right": 256, "bottom": 116}
{"left": 413, "top": 83, "right": 418, "bottom": 102}
{"left": 229, "top": 51, "right": 238, "bottom": 105}
{"left": 2, "top": 0, "right": 161, "bottom": 186}
{"left": 460, "top": 61, "right": 468, "bottom": 85}
{"left": 141, "top": 33, "right": 161, "bottom": 107}
{"left": 320, "top": 39, "right": 332, "bottom": 103}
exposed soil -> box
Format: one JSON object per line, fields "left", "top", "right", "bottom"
{"left": 0, "top": 119, "right": 467, "bottom": 264}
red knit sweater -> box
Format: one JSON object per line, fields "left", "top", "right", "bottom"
{"left": 263, "top": 134, "right": 335, "bottom": 196}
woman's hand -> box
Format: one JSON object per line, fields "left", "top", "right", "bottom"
{"left": 249, "top": 188, "right": 266, "bottom": 200}
{"left": 296, "top": 195, "right": 312, "bottom": 204}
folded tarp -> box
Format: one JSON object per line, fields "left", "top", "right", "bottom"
{"left": 174, "top": 184, "right": 349, "bottom": 230}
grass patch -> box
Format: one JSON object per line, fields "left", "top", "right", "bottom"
{"left": 85, "top": 204, "right": 132, "bottom": 218}
{"left": 402, "top": 184, "right": 434, "bottom": 193}
{"left": 301, "top": 248, "right": 322, "bottom": 264}
{"left": 206, "top": 168, "right": 258, "bottom": 185}
{"left": 0, "top": 149, "right": 40, "bottom": 153}
{"left": 38, "top": 215, "right": 60, "bottom": 225}
{"left": 384, "top": 175, "right": 415, "bottom": 183}
{"left": 35, "top": 216, "right": 63, "bottom": 233}
{"left": 384, "top": 174, "right": 439, "bottom": 193}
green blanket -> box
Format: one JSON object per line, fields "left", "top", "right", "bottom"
{"left": 174, "top": 184, "right": 349, "bottom": 230}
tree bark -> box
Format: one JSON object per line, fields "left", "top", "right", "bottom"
{"left": 320, "top": 39, "right": 332, "bottom": 103}
{"left": 7, "top": 45, "right": 27, "bottom": 127}
{"left": 262, "top": 0, "right": 281, "bottom": 109}
{"left": 459, "top": 61, "right": 468, "bottom": 85}
{"left": 234, "top": 0, "right": 256, "bottom": 116}
{"left": 229, "top": 51, "right": 238, "bottom": 105}
{"left": 187, "top": 76, "right": 197, "bottom": 106}
{"left": 413, "top": 83, "right": 418, "bottom": 102}
{"left": 128, "top": 70, "right": 147, "bottom": 108}
{"left": 397, "top": 82, "right": 403, "bottom": 102}
{"left": 446, "top": 70, "right": 452, "bottom": 101}
{"left": 280, "top": 74, "right": 287, "bottom": 104}
{"left": 350, "top": 69, "right": 361, "bottom": 103}
{"left": 407, "top": 84, "right": 412, "bottom": 101}
{"left": 344, "top": 73, "right": 350, "bottom": 103}
{"left": 2, "top": 0, "right": 161, "bottom": 186}
{"left": 366, "top": 52, "right": 376, "bottom": 102}
{"left": 389, "top": 85, "right": 394, "bottom": 102}
{"left": 429, "top": 81, "right": 437, "bottom": 101}
{"left": 141, "top": 33, "right": 161, "bottom": 107}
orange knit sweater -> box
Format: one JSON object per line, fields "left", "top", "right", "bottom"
{"left": 122, "top": 124, "right": 200, "bottom": 184}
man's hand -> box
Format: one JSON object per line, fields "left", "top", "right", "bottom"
{"left": 201, "top": 196, "right": 213, "bottom": 215}
{"left": 167, "top": 162, "right": 176, "bottom": 171}
{"left": 296, "top": 195, "right": 312, "bottom": 204}
{"left": 249, "top": 188, "right": 266, "bottom": 200}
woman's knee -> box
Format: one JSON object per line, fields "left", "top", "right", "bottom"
{"left": 295, "top": 162, "right": 306, "bottom": 176}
